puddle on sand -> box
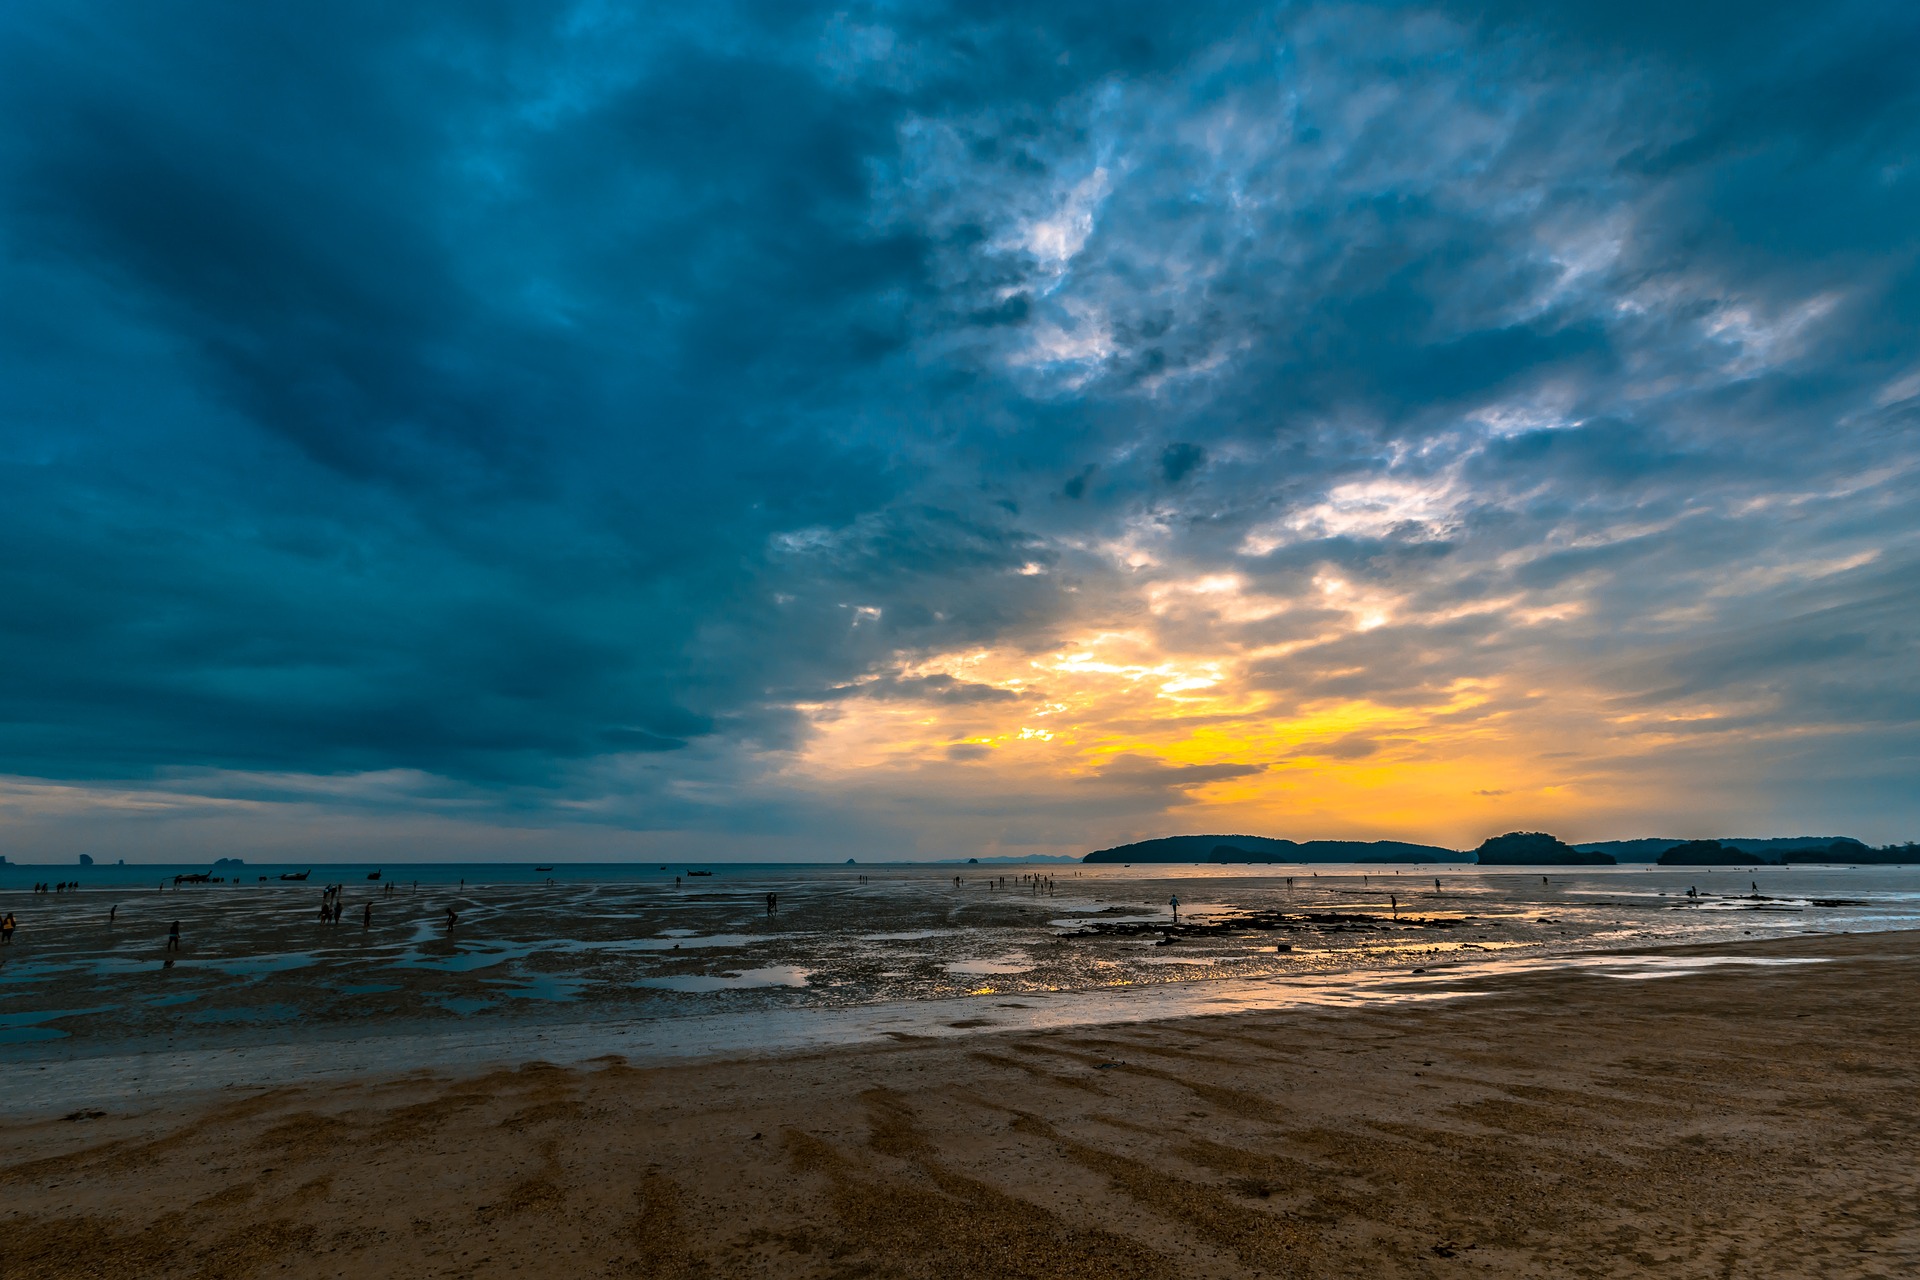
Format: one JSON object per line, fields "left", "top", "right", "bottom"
{"left": 945, "top": 955, "right": 1033, "bottom": 976}
{"left": 641, "top": 966, "right": 812, "bottom": 993}
{"left": 0, "top": 1006, "right": 116, "bottom": 1044}
{"left": 207, "top": 953, "right": 317, "bottom": 978}
{"left": 145, "top": 992, "right": 203, "bottom": 1007}
{"left": 189, "top": 1004, "right": 301, "bottom": 1025}
{"left": 1139, "top": 955, "right": 1241, "bottom": 966}
{"left": 497, "top": 974, "right": 591, "bottom": 1002}
{"left": 1582, "top": 955, "right": 1833, "bottom": 980}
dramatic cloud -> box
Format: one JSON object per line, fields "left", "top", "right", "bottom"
{"left": 1, "top": 1, "right": 1916, "bottom": 859}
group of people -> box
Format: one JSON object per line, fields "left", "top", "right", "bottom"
{"left": 316, "top": 884, "right": 373, "bottom": 928}
{"left": 967, "top": 873, "right": 1058, "bottom": 895}
{"left": 28, "top": 882, "right": 79, "bottom": 894}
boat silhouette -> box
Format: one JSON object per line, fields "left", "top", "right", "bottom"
{"left": 279, "top": 870, "right": 310, "bottom": 881}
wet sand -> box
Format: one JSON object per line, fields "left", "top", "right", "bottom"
{"left": 5, "top": 929, "right": 1917, "bottom": 1278}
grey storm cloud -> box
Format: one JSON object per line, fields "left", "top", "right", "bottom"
{"left": 0, "top": 0, "right": 1917, "bottom": 854}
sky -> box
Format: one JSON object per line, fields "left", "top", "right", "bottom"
{"left": 1, "top": 1, "right": 1917, "bottom": 862}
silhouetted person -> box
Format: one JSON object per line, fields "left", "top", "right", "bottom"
{"left": 109, "top": 904, "right": 117, "bottom": 924}
{"left": 445, "top": 906, "right": 458, "bottom": 930}
{"left": 1391, "top": 894, "right": 1398, "bottom": 919}
{"left": 363, "top": 902, "right": 372, "bottom": 929}
{"left": 1169, "top": 894, "right": 1180, "bottom": 924}
{"left": 766, "top": 893, "right": 777, "bottom": 918}
{"left": 166, "top": 920, "right": 181, "bottom": 951}
{"left": 1, "top": 912, "right": 15, "bottom": 944}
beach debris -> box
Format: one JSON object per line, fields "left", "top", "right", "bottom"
{"left": 61, "top": 1109, "right": 106, "bottom": 1122}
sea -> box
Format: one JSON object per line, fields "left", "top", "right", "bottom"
{"left": 5, "top": 859, "right": 1917, "bottom": 1110}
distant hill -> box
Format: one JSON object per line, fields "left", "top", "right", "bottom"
{"left": 1082, "top": 835, "right": 1461, "bottom": 864}
{"left": 1657, "top": 840, "right": 1763, "bottom": 867}
{"left": 1082, "top": 831, "right": 1901, "bottom": 867}
{"left": 931, "top": 855, "right": 1083, "bottom": 865}
{"left": 1577, "top": 836, "right": 1868, "bottom": 863}
{"left": 1474, "top": 832, "right": 1614, "bottom": 866}
{"left": 1572, "top": 839, "right": 1683, "bottom": 862}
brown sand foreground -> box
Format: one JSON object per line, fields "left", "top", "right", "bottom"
{"left": 5, "top": 931, "right": 1918, "bottom": 1279}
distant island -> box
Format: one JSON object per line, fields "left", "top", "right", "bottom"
{"left": 1656, "top": 840, "right": 1763, "bottom": 866}
{"left": 1080, "top": 831, "right": 1918, "bottom": 866}
{"left": 1473, "top": 832, "right": 1614, "bottom": 865}
{"left": 1576, "top": 836, "right": 1875, "bottom": 863}
{"left": 1082, "top": 835, "right": 1458, "bottom": 864}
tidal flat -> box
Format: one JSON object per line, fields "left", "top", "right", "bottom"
{"left": 4, "top": 863, "right": 1915, "bottom": 1078}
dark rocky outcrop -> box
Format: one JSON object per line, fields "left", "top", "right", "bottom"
{"left": 1474, "top": 832, "right": 1614, "bottom": 866}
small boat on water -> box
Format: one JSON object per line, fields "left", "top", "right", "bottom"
{"left": 366, "top": 870, "right": 381, "bottom": 881}
{"left": 534, "top": 866, "right": 554, "bottom": 872}
{"left": 686, "top": 869, "right": 713, "bottom": 877}
{"left": 280, "top": 870, "right": 310, "bottom": 881}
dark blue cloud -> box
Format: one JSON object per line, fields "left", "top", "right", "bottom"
{"left": 1, "top": 0, "right": 1917, "bottom": 852}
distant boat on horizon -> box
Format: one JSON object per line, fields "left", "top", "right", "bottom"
{"left": 279, "top": 870, "right": 310, "bottom": 881}
{"left": 366, "top": 870, "right": 381, "bottom": 880}
{"left": 534, "top": 866, "right": 554, "bottom": 872}
{"left": 686, "top": 869, "right": 712, "bottom": 876}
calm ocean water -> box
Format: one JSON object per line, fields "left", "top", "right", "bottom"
{"left": 5, "top": 859, "right": 1917, "bottom": 1105}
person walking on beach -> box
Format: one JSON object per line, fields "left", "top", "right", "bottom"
{"left": 1169, "top": 894, "right": 1180, "bottom": 925}
{"left": 363, "top": 902, "right": 372, "bottom": 929}
{"left": 766, "top": 892, "right": 776, "bottom": 919}
{"left": 109, "top": 904, "right": 117, "bottom": 924}
{"left": 166, "top": 920, "right": 181, "bottom": 951}
{"left": 1, "top": 912, "right": 15, "bottom": 944}
{"left": 445, "top": 906, "right": 458, "bottom": 930}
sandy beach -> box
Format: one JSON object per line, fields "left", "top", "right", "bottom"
{"left": 5, "top": 928, "right": 1917, "bottom": 1278}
